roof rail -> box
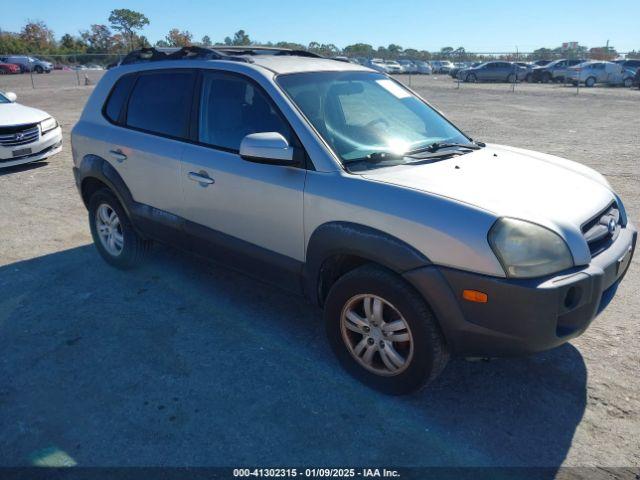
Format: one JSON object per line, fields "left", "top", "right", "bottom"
{"left": 119, "top": 46, "right": 253, "bottom": 66}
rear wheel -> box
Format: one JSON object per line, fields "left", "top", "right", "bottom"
{"left": 507, "top": 73, "right": 516, "bottom": 83}
{"left": 525, "top": 73, "right": 532, "bottom": 82}
{"left": 88, "top": 189, "right": 151, "bottom": 269}
{"left": 34, "top": 65, "right": 44, "bottom": 74}
{"left": 324, "top": 265, "right": 449, "bottom": 394}
{"left": 623, "top": 77, "right": 632, "bottom": 88}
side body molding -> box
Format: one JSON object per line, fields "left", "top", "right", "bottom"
{"left": 303, "top": 221, "right": 431, "bottom": 304}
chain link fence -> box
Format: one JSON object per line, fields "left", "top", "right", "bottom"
{"left": 1, "top": 51, "right": 636, "bottom": 94}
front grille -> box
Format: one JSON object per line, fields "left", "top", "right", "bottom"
{"left": 0, "top": 123, "right": 40, "bottom": 147}
{"left": 582, "top": 202, "right": 621, "bottom": 257}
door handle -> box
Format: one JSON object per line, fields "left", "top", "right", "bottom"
{"left": 109, "top": 149, "right": 127, "bottom": 162}
{"left": 188, "top": 171, "right": 215, "bottom": 185}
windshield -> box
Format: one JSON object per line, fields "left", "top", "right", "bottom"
{"left": 277, "top": 71, "right": 470, "bottom": 169}
{"left": 0, "top": 92, "right": 9, "bottom": 104}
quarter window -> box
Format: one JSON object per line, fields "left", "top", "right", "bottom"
{"left": 104, "top": 74, "right": 136, "bottom": 123}
{"left": 198, "top": 72, "right": 290, "bottom": 151}
{"left": 126, "top": 71, "right": 195, "bottom": 139}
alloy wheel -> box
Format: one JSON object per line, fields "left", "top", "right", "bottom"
{"left": 95, "top": 203, "right": 124, "bottom": 256}
{"left": 340, "top": 294, "right": 414, "bottom": 376}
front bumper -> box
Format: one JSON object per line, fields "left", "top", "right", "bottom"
{"left": 404, "top": 224, "right": 636, "bottom": 357}
{"left": 0, "top": 127, "right": 62, "bottom": 169}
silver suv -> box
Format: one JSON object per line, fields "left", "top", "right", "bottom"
{"left": 71, "top": 47, "right": 636, "bottom": 394}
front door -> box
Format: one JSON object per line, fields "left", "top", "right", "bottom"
{"left": 180, "top": 70, "right": 306, "bottom": 287}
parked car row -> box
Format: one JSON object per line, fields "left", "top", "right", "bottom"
{"left": 0, "top": 56, "right": 53, "bottom": 73}
{"left": 444, "top": 58, "right": 638, "bottom": 87}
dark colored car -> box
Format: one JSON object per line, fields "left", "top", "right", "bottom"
{"left": 614, "top": 59, "right": 640, "bottom": 74}
{"left": 634, "top": 68, "right": 640, "bottom": 88}
{"left": 530, "top": 58, "right": 586, "bottom": 83}
{"left": 458, "top": 61, "right": 525, "bottom": 82}
{"left": 532, "top": 59, "right": 552, "bottom": 67}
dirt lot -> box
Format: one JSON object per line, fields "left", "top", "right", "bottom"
{"left": 0, "top": 73, "right": 638, "bottom": 471}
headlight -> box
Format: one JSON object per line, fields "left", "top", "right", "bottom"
{"left": 40, "top": 117, "right": 58, "bottom": 134}
{"left": 488, "top": 218, "right": 574, "bottom": 278}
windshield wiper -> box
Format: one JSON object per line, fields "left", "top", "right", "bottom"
{"left": 406, "top": 141, "right": 481, "bottom": 155}
{"left": 343, "top": 151, "right": 406, "bottom": 164}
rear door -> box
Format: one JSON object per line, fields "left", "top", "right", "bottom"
{"left": 108, "top": 69, "right": 196, "bottom": 215}
{"left": 180, "top": 70, "right": 306, "bottom": 284}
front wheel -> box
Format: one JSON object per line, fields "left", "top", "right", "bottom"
{"left": 88, "top": 189, "right": 151, "bottom": 269}
{"left": 623, "top": 78, "right": 632, "bottom": 88}
{"left": 466, "top": 73, "right": 477, "bottom": 83}
{"left": 507, "top": 73, "right": 516, "bottom": 83}
{"left": 585, "top": 76, "right": 596, "bottom": 88}
{"left": 324, "top": 265, "right": 449, "bottom": 394}
{"left": 34, "top": 65, "right": 44, "bottom": 74}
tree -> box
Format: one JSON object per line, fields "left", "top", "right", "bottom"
{"left": 201, "top": 35, "right": 212, "bottom": 46}
{"left": 344, "top": 43, "right": 374, "bottom": 58}
{"left": 20, "top": 20, "right": 55, "bottom": 51}
{"left": 80, "top": 24, "right": 114, "bottom": 53}
{"left": 232, "top": 29, "right": 251, "bottom": 46}
{"left": 308, "top": 42, "right": 339, "bottom": 57}
{"left": 387, "top": 44, "right": 403, "bottom": 58}
{"left": 108, "top": 8, "right": 149, "bottom": 51}
{"left": 439, "top": 46, "right": 454, "bottom": 58}
{"left": 60, "top": 34, "right": 76, "bottom": 50}
{"left": 165, "top": 28, "right": 192, "bottom": 47}
{"left": 155, "top": 39, "right": 170, "bottom": 48}
{"left": 275, "top": 41, "right": 306, "bottom": 50}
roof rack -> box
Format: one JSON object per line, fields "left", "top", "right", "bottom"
{"left": 212, "top": 46, "right": 323, "bottom": 58}
{"left": 118, "top": 45, "right": 324, "bottom": 67}
{"left": 119, "top": 46, "right": 254, "bottom": 66}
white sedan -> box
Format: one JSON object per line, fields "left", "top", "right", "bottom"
{"left": 0, "top": 91, "right": 62, "bottom": 169}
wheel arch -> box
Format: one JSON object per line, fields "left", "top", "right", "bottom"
{"left": 77, "top": 154, "right": 135, "bottom": 218}
{"left": 304, "top": 222, "right": 431, "bottom": 306}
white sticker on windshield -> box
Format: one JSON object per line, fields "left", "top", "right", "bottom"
{"left": 376, "top": 79, "right": 411, "bottom": 99}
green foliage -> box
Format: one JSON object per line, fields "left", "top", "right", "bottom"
{"left": 108, "top": 8, "right": 150, "bottom": 51}
{"left": 165, "top": 29, "right": 193, "bottom": 47}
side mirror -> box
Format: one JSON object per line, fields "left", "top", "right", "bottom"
{"left": 5, "top": 92, "right": 17, "bottom": 102}
{"left": 239, "top": 132, "right": 298, "bottom": 166}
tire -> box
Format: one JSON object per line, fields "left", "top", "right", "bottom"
{"left": 623, "top": 78, "right": 632, "bottom": 88}
{"left": 507, "top": 73, "right": 516, "bottom": 83}
{"left": 34, "top": 65, "right": 44, "bottom": 74}
{"left": 324, "top": 264, "right": 449, "bottom": 395}
{"left": 88, "top": 188, "right": 151, "bottom": 269}
{"left": 585, "top": 76, "right": 596, "bottom": 88}
{"left": 466, "top": 73, "right": 477, "bottom": 83}
{"left": 525, "top": 73, "right": 532, "bottom": 82}
{"left": 542, "top": 72, "right": 552, "bottom": 83}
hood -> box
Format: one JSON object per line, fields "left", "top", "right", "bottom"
{"left": 361, "top": 144, "right": 615, "bottom": 258}
{"left": 0, "top": 102, "right": 50, "bottom": 126}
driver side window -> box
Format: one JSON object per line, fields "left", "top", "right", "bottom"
{"left": 198, "top": 72, "right": 290, "bottom": 152}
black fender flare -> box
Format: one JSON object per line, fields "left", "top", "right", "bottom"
{"left": 75, "top": 154, "right": 135, "bottom": 218}
{"left": 303, "top": 221, "right": 431, "bottom": 305}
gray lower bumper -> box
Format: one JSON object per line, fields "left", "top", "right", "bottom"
{"left": 404, "top": 225, "right": 637, "bottom": 357}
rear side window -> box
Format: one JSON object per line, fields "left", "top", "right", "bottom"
{"left": 104, "top": 74, "right": 136, "bottom": 123}
{"left": 126, "top": 71, "right": 195, "bottom": 139}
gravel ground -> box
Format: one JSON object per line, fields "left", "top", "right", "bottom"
{"left": 0, "top": 73, "right": 638, "bottom": 472}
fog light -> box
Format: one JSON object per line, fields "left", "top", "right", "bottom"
{"left": 463, "top": 290, "right": 488, "bottom": 303}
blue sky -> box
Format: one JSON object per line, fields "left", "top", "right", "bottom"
{"left": 3, "top": 0, "right": 639, "bottom": 52}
